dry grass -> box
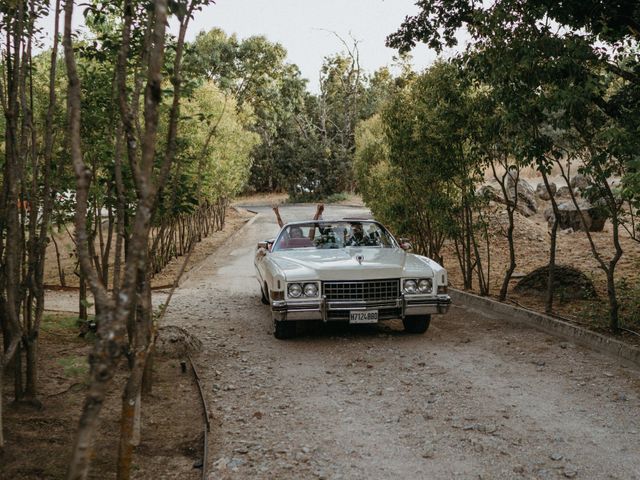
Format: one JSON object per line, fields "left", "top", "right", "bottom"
{"left": 442, "top": 193, "right": 640, "bottom": 343}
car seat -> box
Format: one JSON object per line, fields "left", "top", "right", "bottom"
{"left": 282, "top": 237, "right": 314, "bottom": 248}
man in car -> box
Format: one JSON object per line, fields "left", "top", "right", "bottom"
{"left": 345, "top": 222, "right": 374, "bottom": 247}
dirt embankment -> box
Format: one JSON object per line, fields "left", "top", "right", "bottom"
{"left": 442, "top": 175, "right": 640, "bottom": 339}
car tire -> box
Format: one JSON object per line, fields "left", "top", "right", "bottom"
{"left": 260, "top": 284, "right": 269, "bottom": 305}
{"left": 402, "top": 314, "right": 431, "bottom": 334}
{"left": 274, "top": 320, "right": 296, "bottom": 339}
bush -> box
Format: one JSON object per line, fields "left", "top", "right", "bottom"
{"left": 324, "top": 193, "right": 349, "bottom": 203}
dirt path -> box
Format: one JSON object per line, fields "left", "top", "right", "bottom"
{"left": 163, "top": 205, "right": 640, "bottom": 480}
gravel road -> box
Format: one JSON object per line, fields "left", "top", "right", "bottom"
{"left": 163, "top": 204, "right": 640, "bottom": 480}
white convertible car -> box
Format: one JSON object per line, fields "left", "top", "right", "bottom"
{"left": 255, "top": 219, "right": 451, "bottom": 339}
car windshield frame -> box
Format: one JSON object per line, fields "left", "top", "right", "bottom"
{"left": 271, "top": 220, "right": 400, "bottom": 252}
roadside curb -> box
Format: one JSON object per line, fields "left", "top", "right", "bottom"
{"left": 178, "top": 211, "right": 260, "bottom": 287}
{"left": 451, "top": 288, "right": 640, "bottom": 367}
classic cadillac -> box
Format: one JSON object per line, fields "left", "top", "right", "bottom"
{"left": 255, "top": 219, "right": 451, "bottom": 339}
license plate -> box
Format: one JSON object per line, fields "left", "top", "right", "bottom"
{"left": 349, "top": 309, "right": 378, "bottom": 324}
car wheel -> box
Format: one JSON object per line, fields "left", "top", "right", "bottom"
{"left": 402, "top": 314, "right": 431, "bottom": 334}
{"left": 274, "top": 320, "right": 296, "bottom": 339}
{"left": 260, "top": 284, "right": 269, "bottom": 305}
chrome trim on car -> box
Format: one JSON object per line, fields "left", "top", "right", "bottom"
{"left": 323, "top": 279, "right": 400, "bottom": 302}
{"left": 271, "top": 292, "right": 451, "bottom": 322}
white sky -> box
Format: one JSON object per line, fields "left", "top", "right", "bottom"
{"left": 52, "top": 0, "right": 465, "bottom": 93}
{"left": 186, "top": 0, "right": 442, "bottom": 91}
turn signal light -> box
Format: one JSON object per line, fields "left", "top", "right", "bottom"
{"left": 437, "top": 285, "right": 448, "bottom": 294}
{"left": 270, "top": 290, "right": 284, "bottom": 300}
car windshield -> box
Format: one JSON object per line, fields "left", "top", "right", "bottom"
{"left": 273, "top": 221, "right": 397, "bottom": 251}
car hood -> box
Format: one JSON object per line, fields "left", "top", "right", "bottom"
{"left": 269, "top": 248, "right": 435, "bottom": 282}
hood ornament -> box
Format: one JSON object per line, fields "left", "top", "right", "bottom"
{"left": 356, "top": 254, "right": 364, "bottom": 265}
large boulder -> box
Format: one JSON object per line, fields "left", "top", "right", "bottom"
{"left": 555, "top": 185, "right": 572, "bottom": 198}
{"left": 535, "top": 182, "right": 557, "bottom": 201}
{"left": 506, "top": 171, "right": 538, "bottom": 217}
{"left": 570, "top": 173, "right": 590, "bottom": 191}
{"left": 543, "top": 199, "right": 608, "bottom": 232}
{"left": 478, "top": 184, "right": 501, "bottom": 202}
{"left": 514, "top": 264, "right": 596, "bottom": 299}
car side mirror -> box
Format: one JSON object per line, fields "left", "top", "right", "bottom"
{"left": 257, "top": 241, "right": 269, "bottom": 250}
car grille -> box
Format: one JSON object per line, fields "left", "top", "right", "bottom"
{"left": 323, "top": 279, "right": 400, "bottom": 302}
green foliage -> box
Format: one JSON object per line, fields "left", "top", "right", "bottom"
{"left": 185, "top": 29, "right": 308, "bottom": 192}
{"left": 382, "top": 0, "right": 640, "bottom": 322}
{"left": 158, "top": 81, "right": 259, "bottom": 217}
{"left": 324, "top": 193, "right": 349, "bottom": 203}
{"left": 354, "top": 114, "right": 403, "bottom": 230}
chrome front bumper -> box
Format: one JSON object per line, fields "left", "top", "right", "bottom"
{"left": 271, "top": 294, "right": 451, "bottom": 322}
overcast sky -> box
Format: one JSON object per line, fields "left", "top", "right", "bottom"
{"left": 186, "top": 0, "right": 442, "bottom": 92}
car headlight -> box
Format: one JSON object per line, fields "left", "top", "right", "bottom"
{"left": 288, "top": 283, "right": 302, "bottom": 298}
{"left": 403, "top": 279, "right": 417, "bottom": 294}
{"left": 418, "top": 278, "right": 432, "bottom": 293}
{"left": 303, "top": 283, "right": 318, "bottom": 297}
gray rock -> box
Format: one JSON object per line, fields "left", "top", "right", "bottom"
{"left": 570, "top": 173, "right": 589, "bottom": 191}
{"left": 536, "top": 468, "right": 553, "bottom": 479}
{"left": 227, "top": 458, "right": 245, "bottom": 470}
{"left": 544, "top": 200, "right": 608, "bottom": 232}
{"left": 479, "top": 184, "right": 501, "bottom": 202}
{"left": 556, "top": 185, "right": 572, "bottom": 198}
{"left": 479, "top": 175, "right": 538, "bottom": 216}
{"left": 536, "top": 181, "right": 557, "bottom": 200}
{"left": 506, "top": 172, "right": 538, "bottom": 216}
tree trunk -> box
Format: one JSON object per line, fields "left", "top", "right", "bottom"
{"left": 546, "top": 217, "right": 559, "bottom": 314}
{"left": 0, "top": 361, "right": 4, "bottom": 449}
{"left": 117, "top": 262, "right": 152, "bottom": 480}
{"left": 499, "top": 206, "right": 516, "bottom": 301}
{"left": 492, "top": 161, "right": 518, "bottom": 302}
{"left": 24, "top": 334, "right": 41, "bottom": 406}
{"left": 14, "top": 343, "right": 24, "bottom": 402}
{"left": 79, "top": 274, "right": 87, "bottom": 323}
{"left": 541, "top": 170, "right": 560, "bottom": 314}
{"left": 117, "top": 362, "right": 145, "bottom": 480}
{"left": 52, "top": 232, "right": 66, "bottom": 286}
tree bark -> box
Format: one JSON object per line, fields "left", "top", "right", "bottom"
{"left": 492, "top": 160, "right": 519, "bottom": 302}
{"left": 541, "top": 169, "right": 560, "bottom": 314}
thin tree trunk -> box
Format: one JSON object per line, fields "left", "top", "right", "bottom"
{"left": 14, "top": 343, "right": 23, "bottom": 402}
{"left": 541, "top": 170, "right": 560, "bottom": 314}
{"left": 0, "top": 361, "right": 4, "bottom": 448}
{"left": 52, "top": 231, "right": 66, "bottom": 286}
{"left": 79, "top": 274, "right": 87, "bottom": 323}
{"left": 113, "top": 130, "right": 126, "bottom": 295}
{"left": 117, "top": 259, "right": 152, "bottom": 480}
{"left": 492, "top": 160, "right": 518, "bottom": 302}
{"left": 24, "top": 335, "right": 40, "bottom": 406}
{"left": 499, "top": 207, "right": 517, "bottom": 301}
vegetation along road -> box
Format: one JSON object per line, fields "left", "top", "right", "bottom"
{"left": 164, "top": 205, "right": 640, "bottom": 480}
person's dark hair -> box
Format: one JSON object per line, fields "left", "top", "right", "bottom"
{"left": 290, "top": 226, "right": 303, "bottom": 238}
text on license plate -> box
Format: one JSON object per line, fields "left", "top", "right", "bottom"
{"left": 349, "top": 310, "right": 378, "bottom": 324}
